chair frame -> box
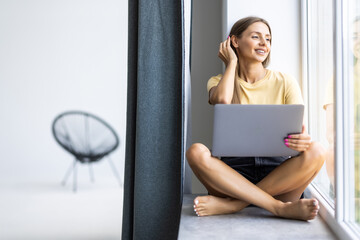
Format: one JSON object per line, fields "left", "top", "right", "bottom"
{"left": 52, "top": 110, "right": 121, "bottom": 192}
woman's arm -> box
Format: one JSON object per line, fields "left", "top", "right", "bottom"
{"left": 209, "top": 37, "right": 238, "bottom": 105}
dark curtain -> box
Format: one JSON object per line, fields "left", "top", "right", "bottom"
{"left": 122, "top": 0, "right": 184, "bottom": 239}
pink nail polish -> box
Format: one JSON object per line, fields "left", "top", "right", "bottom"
{"left": 285, "top": 143, "right": 289, "bottom": 147}
{"left": 288, "top": 135, "right": 291, "bottom": 138}
{"left": 284, "top": 139, "right": 288, "bottom": 142}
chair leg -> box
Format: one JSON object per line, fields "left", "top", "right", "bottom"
{"left": 88, "top": 163, "right": 95, "bottom": 183}
{"left": 73, "top": 159, "right": 77, "bottom": 192}
{"left": 107, "top": 156, "right": 122, "bottom": 186}
{"left": 61, "top": 160, "right": 75, "bottom": 186}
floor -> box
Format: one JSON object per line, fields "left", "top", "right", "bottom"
{"left": 0, "top": 176, "right": 123, "bottom": 240}
{"left": 0, "top": 178, "right": 337, "bottom": 239}
{"left": 178, "top": 194, "right": 337, "bottom": 240}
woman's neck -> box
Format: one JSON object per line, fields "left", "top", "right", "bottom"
{"left": 237, "top": 61, "right": 267, "bottom": 84}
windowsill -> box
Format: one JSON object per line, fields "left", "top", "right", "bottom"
{"left": 306, "top": 184, "right": 359, "bottom": 240}
{"left": 178, "top": 193, "right": 336, "bottom": 239}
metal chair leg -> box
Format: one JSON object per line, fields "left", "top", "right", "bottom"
{"left": 88, "top": 163, "right": 95, "bottom": 183}
{"left": 61, "top": 159, "right": 75, "bottom": 186}
{"left": 73, "top": 159, "right": 77, "bottom": 192}
{"left": 107, "top": 156, "right": 122, "bottom": 186}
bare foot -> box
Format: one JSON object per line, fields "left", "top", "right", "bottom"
{"left": 276, "top": 199, "right": 320, "bottom": 221}
{"left": 193, "top": 195, "right": 245, "bottom": 217}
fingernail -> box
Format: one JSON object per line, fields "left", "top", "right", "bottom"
{"left": 194, "top": 208, "right": 197, "bottom": 212}
{"left": 195, "top": 200, "right": 199, "bottom": 205}
{"left": 285, "top": 143, "right": 289, "bottom": 146}
{"left": 313, "top": 200, "right": 318, "bottom": 206}
{"left": 288, "top": 135, "right": 292, "bottom": 138}
{"left": 228, "top": 35, "right": 230, "bottom": 39}
{"left": 284, "top": 139, "right": 289, "bottom": 142}
{"left": 193, "top": 205, "right": 196, "bottom": 208}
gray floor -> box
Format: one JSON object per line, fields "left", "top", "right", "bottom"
{"left": 178, "top": 194, "right": 337, "bottom": 240}
{"left": 0, "top": 177, "right": 123, "bottom": 240}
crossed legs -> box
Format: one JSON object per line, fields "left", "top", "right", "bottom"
{"left": 186, "top": 142, "right": 326, "bottom": 220}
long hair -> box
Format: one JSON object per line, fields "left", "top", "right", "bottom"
{"left": 229, "top": 16, "right": 272, "bottom": 103}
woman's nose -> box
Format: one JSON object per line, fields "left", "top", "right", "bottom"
{"left": 259, "top": 37, "right": 266, "bottom": 45}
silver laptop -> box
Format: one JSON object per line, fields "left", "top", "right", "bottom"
{"left": 211, "top": 104, "right": 304, "bottom": 157}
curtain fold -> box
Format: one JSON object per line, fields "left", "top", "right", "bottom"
{"left": 122, "top": 0, "right": 184, "bottom": 239}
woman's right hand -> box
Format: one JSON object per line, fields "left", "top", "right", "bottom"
{"left": 218, "top": 36, "right": 238, "bottom": 66}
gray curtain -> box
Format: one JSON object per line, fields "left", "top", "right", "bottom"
{"left": 122, "top": 0, "right": 184, "bottom": 239}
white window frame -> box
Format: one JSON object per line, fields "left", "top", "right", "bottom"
{"left": 302, "top": 0, "right": 360, "bottom": 239}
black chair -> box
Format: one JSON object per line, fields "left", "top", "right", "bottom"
{"left": 52, "top": 111, "right": 122, "bottom": 192}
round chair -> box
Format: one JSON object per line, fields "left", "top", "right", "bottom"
{"left": 52, "top": 111, "right": 121, "bottom": 192}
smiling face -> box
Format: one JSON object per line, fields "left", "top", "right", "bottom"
{"left": 231, "top": 22, "right": 271, "bottom": 65}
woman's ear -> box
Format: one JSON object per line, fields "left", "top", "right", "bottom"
{"left": 231, "top": 36, "right": 239, "bottom": 48}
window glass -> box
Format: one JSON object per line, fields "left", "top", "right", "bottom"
{"left": 350, "top": 0, "right": 360, "bottom": 225}
{"left": 308, "top": 0, "right": 335, "bottom": 203}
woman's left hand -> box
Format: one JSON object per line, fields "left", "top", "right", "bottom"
{"left": 285, "top": 124, "right": 312, "bottom": 152}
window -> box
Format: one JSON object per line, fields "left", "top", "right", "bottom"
{"left": 348, "top": 0, "right": 360, "bottom": 229}
{"left": 306, "top": 0, "right": 335, "bottom": 205}
{"left": 305, "top": 0, "right": 360, "bottom": 238}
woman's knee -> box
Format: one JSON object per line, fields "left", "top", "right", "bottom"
{"left": 186, "top": 143, "right": 211, "bottom": 167}
{"left": 303, "top": 142, "right": 326, "bottom": 168}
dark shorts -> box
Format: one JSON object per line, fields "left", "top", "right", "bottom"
{"left": 221, "top": 156, "right": 290, "bottom": 184}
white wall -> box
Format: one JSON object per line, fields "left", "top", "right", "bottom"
{"left": 191, "top": 0, "right": 302, "bottom": 193}
{"left": 191, "top": 0, "right": 223, "bottom": 193}
{"left": 0, "top": 0, "right": 127, "bottom": 182}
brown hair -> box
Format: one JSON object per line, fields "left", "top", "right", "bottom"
{"left": 230, "top": 16, "right": 272, "bottom": 67}
{"left": 229, "top": 17, "right": 272, "bottom": 104}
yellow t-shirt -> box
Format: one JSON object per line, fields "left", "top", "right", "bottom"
{"left": 207, "top": 70, "right": 304, "bottom": 104}
{"left": 323, "top": 63, "right": 360, "bottom": 131}
{"left": 323, "top": 63, "right": 360, "bottom": 108}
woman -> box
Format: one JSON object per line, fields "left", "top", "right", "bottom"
{"left": 187, "top": 16, "right": 325, "bottom": 221}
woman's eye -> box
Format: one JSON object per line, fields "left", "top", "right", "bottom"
{"left": 252, "top": 36, "right": 259, "bottom": 39}
{"left": 266, "top": 38, "right": 271, "bottom": 41}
